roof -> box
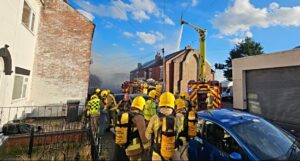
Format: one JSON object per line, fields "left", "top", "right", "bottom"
{"left": 131, "top": 49, "right": 185, "bottom": 72}
{"left": 197, "top": 108, "right": 260, "bottom": 127}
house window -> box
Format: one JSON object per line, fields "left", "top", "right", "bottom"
{"left": 22, "top": 0, "right": 35, "bottom": 32}
{"left": 12, "top": 75, "right": 29, "bottom": 100}
{"left": 160, "top": 66, "right": 163, "bottom": 80}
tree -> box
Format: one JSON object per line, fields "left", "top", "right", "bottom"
{"left": 223, "top": 37, "right": 264, "bottom": 81}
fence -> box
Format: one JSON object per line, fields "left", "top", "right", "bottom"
{"left": 0, "top": 105, "right": 96, "bottom": 161}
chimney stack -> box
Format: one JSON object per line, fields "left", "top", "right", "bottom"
{"left": 137, "top": 63, "right": 142, "bottom": 69}
{"left": 155, "top": 52, "right": 162, "bottom": 62}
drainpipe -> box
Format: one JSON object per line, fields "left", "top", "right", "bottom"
{"left": 162, "top": 48, "right": 165, "bottom": 91}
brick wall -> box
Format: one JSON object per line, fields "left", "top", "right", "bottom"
{"left": 151, "top": 66, "right": 161, "bottom": 81}
{"left": 29, "top": 0, "right": 95, "bottom": 105}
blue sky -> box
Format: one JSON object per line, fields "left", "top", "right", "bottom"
{"left": 68, "top": 0, "right": 300, "bottom": 90}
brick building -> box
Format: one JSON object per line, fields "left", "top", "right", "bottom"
{"left": 29, "top": 0, "right": 95, "bottom": 105}
{"left": 0, "top": 0, "right": 94, "bottom": 124}
{"left": 130, "top": 46, "right": 214, "bottom": 93}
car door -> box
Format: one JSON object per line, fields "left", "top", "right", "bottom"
{"left": 188, "top": 119, "right": 249, "bottom": 161}
{"left": 201, "top": 120, "right": 230, "bottom": 161}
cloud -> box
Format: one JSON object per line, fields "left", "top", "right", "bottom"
{"left": 139, "top": 47, "right": 145, "bottom": 51}
{"left": 191, "top": 0, "right": 198, "bottom": 7}
{"left": 74, "top": 0, "right": 174, "bottom": 25}
{"left": 74, "top": 0, "right": 130, "bottom": 20}
{"left": 212, "top": 0, "right": 300, "bottom": 38}
{"left": 229, "top": 38, "right": 244, "bottom": 45}
{"left": 136, "top": 31, "right": 165, "bottom": 45}
{"left": 77, "top": 9, "right": 95, "bottom": 21}
{"left": 104, "top": 21, "right": 114, "bottom": 29}
{"left": 181, "top": 0, "right": 198, "bottom": 8}
{"left": 132, "top": 10, "right": 150, "bottom": 22}
{"left": 112, "top": 43, "right": 118, "bottom": 47}
{"left": 158, "top": 13, "right": 175, "bottom": 25}
{"left": 123, "top": 31, "right": 135, "bottom": 38}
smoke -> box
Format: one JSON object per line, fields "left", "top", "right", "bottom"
{"left": 90, "top": 52, "right": 138, "bottom": 93}
{"left": 89, "top": 74, "right": 103, "bottom": 88}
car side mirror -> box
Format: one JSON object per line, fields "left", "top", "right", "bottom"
{"left": 229, "top": 152, "right": 242, "bottom": 161}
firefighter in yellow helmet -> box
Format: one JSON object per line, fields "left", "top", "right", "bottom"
{"left": 146, "top": 92, "right": 178, "bottom": 161}
{"left": 174, "top": 98, "right": 189, "bottom": 160}
{"left": 124, "top": 96, "right": 150, "bottom": 161}
{"left": 143, "top": 90, "right": 157, "bottom": 125}
{"left": 102, "top": 89, "right": 117, "bottom": 128}
{"left": 87, "top": 94, "right": 101, "bottom": 133}
{"left": 95, "top": 88, "right": 101, "bottom": 97}
{"left": 180, "top": 92, "right": 192, "bottom": 111}
{"left": 206, "top": 92, "right": 214, "bottom": 109}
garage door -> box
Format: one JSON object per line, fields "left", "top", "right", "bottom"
{"left": 246, "top": 66, "right": 300, "bottom": 130}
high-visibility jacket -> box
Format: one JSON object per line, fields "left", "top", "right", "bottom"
{"left": 87, "top": 98, "right": 101, "bottom": 115}
{"left": 206, "top": 96, "right": 214, "bottom": 108}
{"left": 105, "top": 94, "right": 117, "bottom": 109}
{"left": 176, "top": 110, "right": 187, "bottom": 144}
{"left": 143, "top": 100, "right": 157, "bottom": 121}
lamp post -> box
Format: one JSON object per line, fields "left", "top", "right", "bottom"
{"left": 162, "top": 48, "right": 165, "bottom": 92}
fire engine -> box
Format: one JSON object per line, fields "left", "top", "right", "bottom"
{"left": 181, "top": 17, "right": 222, "bottom": 110}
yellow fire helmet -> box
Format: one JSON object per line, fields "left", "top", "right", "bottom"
{"left": 180, "top": 92, "right": 189, "bottom": 99}
{"left": 95, "top": 88, "right": 101, "bottom": 94}
{"left": 175, "top": 98, "right": 185, "bottom": 110}
{"left": 131, "top": 96, "right": 146, "bottom": 111}
{"left": 107, "top": 89, "right": 111, "bottom": 94}
{"left": 148, "top": 90, "right": 157, "bottom": 99}
{"left": 101, "top": 90, "right": 108, "bottom": 97}
{"left": 159, "top": 92, "right": 175, "bottom": 109}
{"left": 91, "top": 94, "right": 98, "bottom": 100}
{"left": 207, "top": 93, "right": 211, "bottom": 97}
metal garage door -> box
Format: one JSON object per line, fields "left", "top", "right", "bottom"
{"left": 246, "top": 66, "right": 300, "bottom": 130}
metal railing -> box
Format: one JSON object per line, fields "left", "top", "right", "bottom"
{"left": 0, "top": 105, "right": 96, "bottom": 161}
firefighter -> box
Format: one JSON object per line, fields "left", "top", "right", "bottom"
{"left": 206, "top": 92, "right": 214, "bottom": 109}
{"left": 143, "top": 90, "right": 157, "bottom": 125}
{"left": 174, "top": 89, "right": 180, "bottom": 99}
{"left": 180, "top": 92, "right": 191, "bottom": 110}
{"left": 95, "top": 88, "right": 101, "bottom": 97}
{"left": 146, "top": 92, "right": 178, "bottom": 161}
{"left": 174, "top": 98, "right": 189, "bottom": 160}
{"left": 124, "top": 96, "right": 150, "bottom": 161}
{"left": 143, "top": 83, "right": 148, "bottom": 95}
{"left": 102, "top": 90, "right": 117, "bottom": 128}
{"left": 87, "top": 94, "right": 101, "bottom": 132}
{"left": 114, "top": 93, "right": 131, "bottom": 113}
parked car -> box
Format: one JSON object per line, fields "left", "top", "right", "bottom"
{"left": 188, "top": 108, "right": 300, "bottom": 161}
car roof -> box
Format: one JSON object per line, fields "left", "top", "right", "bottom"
{"left": 197, "top": 108, "right": 260, "bottom": 128}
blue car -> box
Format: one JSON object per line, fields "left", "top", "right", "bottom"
{"left": 188, "top": 108, "right": 300, "bottom": 161}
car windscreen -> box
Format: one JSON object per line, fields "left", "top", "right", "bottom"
{"left": 114, "top": 94, "right": 124, "bottom": 103}
{"left": 231, "top": 118, "right": 298, "bottom": 160}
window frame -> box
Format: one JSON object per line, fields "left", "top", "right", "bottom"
{"left": 12, "top": 74, "right": 29, "bottom": 101}
{"left": 21, "top": 0, "right": 36, "bottom": 33}
{"left": 159, "top": 66, "right": 163, "bottom": 80}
